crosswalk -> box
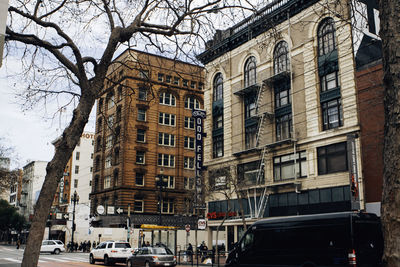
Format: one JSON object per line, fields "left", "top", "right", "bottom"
{"left": 2, "top": 255, "right": 89, "bottom": 263}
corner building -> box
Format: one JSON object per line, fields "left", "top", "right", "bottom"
{"left": 198, "top": 0, "right": 363, "bottom": 249}
{"left": 91, "top": 50, "right": 204, "bottom": 230}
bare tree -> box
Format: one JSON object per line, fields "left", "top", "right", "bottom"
{"left": 0, "top": 139, "right": 20, "bottom": 195}
{"left": 4, "top": 0, "right": 271, "bottom": 266}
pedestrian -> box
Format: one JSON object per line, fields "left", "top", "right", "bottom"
{"left": 74, "top": 242, "right": 78, "bottom": 251}
{"left": 87, "top": 240, "right": 91, "bottom": 252}
{"left": 187, "top": 243, "right": 193, "bottom": 262}
{"left": 16, "top": 239, "right": 20, "bottom": 249}
{"left": 146, "top": 241, "right": 150, "bottom": 247}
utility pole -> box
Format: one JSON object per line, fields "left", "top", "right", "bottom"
{"left": 71, "top": 191, "right": 79, "bottom": 249}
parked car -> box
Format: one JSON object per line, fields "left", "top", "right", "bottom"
{"left": 126, "top": 246, "right": 177, "bottom": 267}
{"left": 40, "top": 240, "right": 65, "bottom": 254}
{"left": 225, "top": 211, "right": 383, "bottom": 267}
{"left": 89, "top": 240, "right": 134, "bottom": 265}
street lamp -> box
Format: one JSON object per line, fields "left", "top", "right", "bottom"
{"left": 155, "top": 172, "right": 168, "bottom": 226}
{"left": 71, "top": 190, "right": 79, "bottom": 249}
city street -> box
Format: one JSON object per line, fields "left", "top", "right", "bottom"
{"left": 0, "top": 245, "right": 95, "bottom": 266}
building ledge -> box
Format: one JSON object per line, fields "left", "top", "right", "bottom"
{"left": 233, "top": 84, "right": 260, "bottom": 96}
{"left": 263, "top": 71, "right": 291, "bottom": 85}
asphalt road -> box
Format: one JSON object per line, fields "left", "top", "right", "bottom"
{"left": 0, "top": 245, "right": 95, "bottom": 267}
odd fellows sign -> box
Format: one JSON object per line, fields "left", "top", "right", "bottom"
{"left": 192, "top": 109, "right": 206, "bottom": 209}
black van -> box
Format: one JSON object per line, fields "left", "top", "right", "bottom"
{"left": 225, "top": 212, "right": 383, "bottom": 267}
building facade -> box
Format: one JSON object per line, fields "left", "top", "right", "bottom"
{"left": 90, "top": 50, "right": 204, "bottom": 235}
{"left": 48, "top": 132, "right": 95, "bottom": 243}
{"left": 198, "top": 0, "right": 363, "bottom": 249}
{"left": 19, "top": 161, "right": 48, "bottom": 221}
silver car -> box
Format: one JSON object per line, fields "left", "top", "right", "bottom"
{"left": 40, "top": 240, "right": 65, "bottom": 254}
{"left": 126, "top": 247, "right": 177, "bottom": 267}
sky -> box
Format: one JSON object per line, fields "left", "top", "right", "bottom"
{"left": 0, "top": 65, "right": 96, "bottom": 169}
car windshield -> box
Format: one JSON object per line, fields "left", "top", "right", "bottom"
{"left": 151, "top": 247, "right": 172, "bottom": 255}
{"left": 115, "top": 243, "right": 131, "bottom": 248}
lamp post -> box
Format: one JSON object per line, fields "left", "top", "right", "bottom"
{"left": 71, "top": 191, "right": 79, "bottom": 250}
{"left": 155, "top": 172, "right": 168, "bottom": 226}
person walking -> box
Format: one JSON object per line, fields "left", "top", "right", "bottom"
{"left": 187, "top": 243, "right": 193, "bottom": 262}
{"left": 16, "top": 239, "right": 21, "bottom": 249}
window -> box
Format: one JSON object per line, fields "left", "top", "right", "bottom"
{"left": 318, "top": 18, "right": 336, "bottom": 56}
{"left": 237, "top": 161, "right": 263, "bottom": 186}
{"left": 173, "top": 77, "right": 180, "bottom": 85}
{"left": 190, "top": 81, "right": 196, "bottom": 89}
{"left": 322, "top": 98, "right": 343, "bottom": 130}
{"left": 166, "top": 75, "right": 172, "bottom": 83}
{"left": 107, "top": 94, "right": 115, "bottom": 109}
{"left": 137, "top": 129, "right": 146, "bottom": 143}
{"left": 275, "top": 80, "right": 291, "bottom": 108}
{"left": 90, "top": 167, "right": 93, "bottom": 173}
{"left": 158, "top": 154, "right": 175, "bottom": 167}
{"left": 274, "top": 41, "right": 289, "bottom": 74}
{"left": 276, "top": 114, "right": 292, "bottom": 141}
{"left": 106, "top": 135, "right": 113, "bottom": 149}
{"left": 159, "top": 175, "right": 175, "bottom": 189}
{"left": 161, "top": 198, "right": 174, "bottom": 214}
{"left": 97, "top": 118, "right": 103, "bottom": 133}
{"left": 244, "top": 56, "right": 256, "bottom": 87}
{"left": 134, "top": 199, "right": 144, "bottom": 212}
{"left": 104, "top": 176, "right": 111, "bottom": 189}
{"left": 321, "top": 71, "right": 340, "bottom": 92}
{"left": 159, "top": 112, "right": 176, "bottom": 126}
{"left": 136, "top": 173, "right": 144, "bottom": 186}
{"left": 185, "top": 117, "right": 195, "bottom": 129}
{"left": 95, "top": 156, "right": 101, "bottom": 172}
{"left": 74, "top": 179, "right": 78, "bottom": 188}
{"left": 116, "top": 106, "right": 122, "bottom": 122}
{"left": 183, "top": 79, "right": 188, "bottom": 87}
{"left": 318, "top": 142, "right": 348, "bottom": 175}
{"left": 198, "top": 82, "right": 204, "bottom": 90}
{"left": 273, "top": 151, "right": 307, "bottom": 181}
{"left": 184, "top": 157, "right": 195, "bottom": 169}
{"left": 105, "top": 155, "right": 112, "bottom": 168}
{"left": 244, "top": 93, "right": 257, "bottom": 119}
{"left": 98, "top": 98, "right": 103, "bottom": 114}
{"left": 245, "top": 124, "right": 257, "bottom": 149}
{"left": 213, "top": 73, "right": 223, "bottom": 101}
{"left": 107, "top": 115, "right": 114, "bottom": 129}
{"left": 213, "top": 135, "right": 224, "bottom": 158}
{"left": 213, "top": 115, "right": 223, "bottom": 129}
{"left": 74, "top": 165, "right": 79, "bottom": 174}
{"left": 158, "top": 73, "right": 164, "bottom": 82}
{"left": 139, "top": 87, "right": 147, "bottom": 100}
{"left": 96, "top": 136, "right": 102, "bottom": 151}
{"left": 159, "top": 92, "right": 176, "bottom": 106}
{"left": 158, "top": 133, "right": 175, "bottom": 147}
{"left": 114, "top": 147, "right": 120, "bottom": 165}
{"left": 184, "top": 177, "right": 195, "bottom": 190}
{"left": 137, "top": 108, "right": 146, "bottom": 121}
{"left": 75, "top": 152, "right": 80, "bottom": 160}
{"left": 184, "top": 136, "right": 195, "bottom": 149}
{"left": 136, "top": 151, "right": 145, "bottom": 164}
{"left": 185, "top": 97, "right": 200, "bottom": 110}
{"left": 117, "top": 85, "right": 123, "bottom": 101}
{"left": 139, "top": 69, "right": 149, "bottom": 79}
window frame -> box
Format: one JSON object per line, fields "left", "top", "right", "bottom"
{"left": 137, "top": 129, "right": 146, "bottom": 143}
{"left": 244, "top": 56, "right": 257, "bottom": 87}
{"left": 273, "top": 151, "right": 307, "bottom": 181}
{"left": 136, "top": 151, "right": 145, "bottom": 165}
{"left": 322, "top": 98, "right": 343, "bottom": 130}
{"left": 274, "top": 41, "right": 289, "bottom": 75}
{"left": 318, "top": 18, "right": 337, "bottom": 56}
{"left": 185, "top": 117, "right": 195, "bottom": 129}
{"left": 213, "top": 73, "right": 223, "bottom": 102}
{"left": 185, "top": 97, "right": 200, "bottom": 110}
{"left": 159, "top": 112, "right": 176, "bottom": 126}
{"left": 184, "top": 157, "right": 195, "bottom": 169}
{"left": 276, "top": 113, "right": 292, "bottom": 141}
{"left": 213, "top": 135, "right": 224, "bottom": 158}
{"left": 135, "top": 172, "right": 144, "bottom": 186}
{"left": 159, "top": 92, "right": 176, "bottom": 106}
{"left": 158, "top": 132, "right": 176, "bottom": 147}
{"left": 137, "top": 108, "right": 146, "bottom": 121}
{"left": 157, "top": 154, "right": 175, "bottom": 168}
{"left": 317, "top": 142, "right": 348, "bottom": 175}
{"left": 184, "top": 136, "right": 195, "bottom": 150}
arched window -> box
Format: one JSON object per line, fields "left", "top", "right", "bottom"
{"left": 274, "top": 41, "right": 289, "bottom": 74}
{"left": 213, "top": 73, "right": 223, "bottom": 102}
{"left": 159, "top": 92, "right": 176, "bottom": 106}
{"left": 318, "top": 18, "right": 336, "bottom": 56}
{"left": 96, "top": 136, "right": 102, "bottom": 152}
{"left": 244, "top": 56, "right": 256, "bottom": 87}
{"left": 185, "top": 96, "right": 201, "bottom": 110}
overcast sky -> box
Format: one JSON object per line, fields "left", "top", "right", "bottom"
{"left": 0, "top": 65, "right": 95, "bottom": 169}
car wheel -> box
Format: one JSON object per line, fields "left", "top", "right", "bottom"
{"left": 89, "top": 254, "right": 95, "bottom": 264}
{"left": 126, "top": 259, "right": 133, "bottom": 267}
{"left": 145, "top": 261, "right": 150, "bottom": 267}
{"left": 104, "top": 255, "right": 110, "bottom": 266}
{"left": 54, "top": 248, "right": 60, "bottom": 255}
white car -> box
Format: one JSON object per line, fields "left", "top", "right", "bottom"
{"left": 89, "top": 240, "right": 134, "bottom": 265}
{"left": 40, "top": 240, "right": 65, "bottom": 254}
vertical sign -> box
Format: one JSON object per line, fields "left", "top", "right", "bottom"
{"left": 192, "top": 109, "right": 206, "bottom": 209}
{"left": 59, "top": 176, "right": 65, "bottom": 204}
{"left": 347, "top": 134, "right": 360, "bottom": 210}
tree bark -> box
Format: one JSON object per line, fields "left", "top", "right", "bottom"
{"left": 380, "top": 0, "right": 400, "bottom": 266}
{"left": 21, "top": 93, "right": 96, "bottom": 267}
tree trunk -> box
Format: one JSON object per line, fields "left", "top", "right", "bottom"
{"left": 21, "top": 94, "right": 96, "bottom": 267}
{"left": 380, "top": 0, "right": 400, "bottom": 266}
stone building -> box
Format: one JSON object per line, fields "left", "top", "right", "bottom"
{"left": 197, "top": 0, "right": 363, "bottom": 250}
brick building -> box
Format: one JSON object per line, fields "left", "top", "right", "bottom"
{"left": 90, "top": 49, "right": 204, "bottom": 230}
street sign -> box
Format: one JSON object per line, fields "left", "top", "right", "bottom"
{"left": 107, "top": 206, "right": 115, "bottom": 214}
{"left": 185, "top": 224, "right": 190, "bottom": 232}
{"left": 97, "top": 205, "right": 105, "bottom": 215}
{"left": 198, "top": 219, "right": 206, "bottom": 230}
{"left": 63, "top": 214, "right": 69, "bottom": 220}
{"left": 56, "top": 213, "right": 62, "bottom": 220}
{"left": 116, "top": 207, "right": 123, "bottom": 214}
